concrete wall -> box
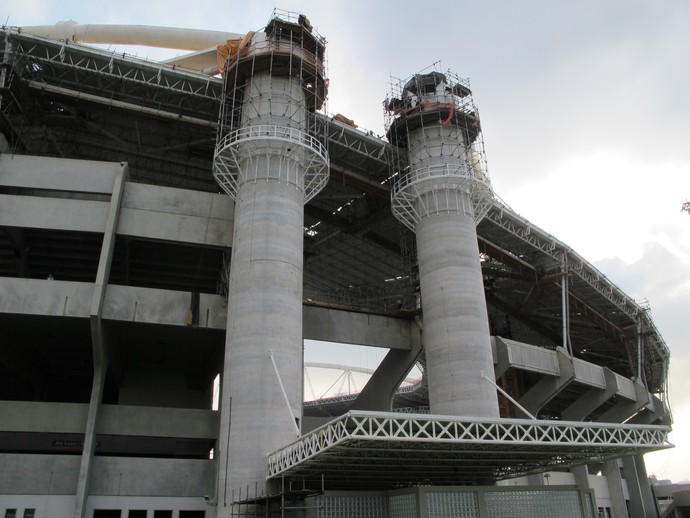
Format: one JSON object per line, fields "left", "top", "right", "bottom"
{"left": 0, "top": 277, "right": 227, "bottom": 328}
{"left": 0, "top": 154, "right": 121, "bottom": 193}
{"left": 303, "top": 305, "right": 414, "bottom": 350}
{"left": 102, "top": 284, "right": 227, "bottom": 328}
{"left": 119, "top": 182, "right": 233, "bottom": 247}
{"left": 0, "top": 194, "right": 109, "bottom": 231}
{"left": 0, "top": 495, "right": 212, "bottom": 518}
{"left": 0, "top": 278, "right": 93, "bottom": 317}
{"left": 97, "top": 405, "right": 217, "bottom": 438}
{"left": 1, "top": 400, "right": 216, "bottom": 443}
{"left": 0, "top": 495, "right": 76, "bottom": 518}
{"left": 0, "top": 401, "right": 89, "bottom": 433}
{"left": 0, "top": 454, "right": 214, "bottom": 498}
{"left": 0, "top": 153, "right": 234, "bottom": 247}
{"left": 90, "top": 457, "right": 214, "bottom": 496}
{"left": 85, "top": 496, "right": 211, "bottom": 518}
{"left": 0, "top": 454, "right": 81, "bottom": 494}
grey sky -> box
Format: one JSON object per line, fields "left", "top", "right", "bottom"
{"left": 5, "top": 0, "right": 689, "bottom": 481}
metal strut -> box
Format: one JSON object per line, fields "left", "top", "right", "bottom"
{"left": 269, "top": 350, "right": 301, "bottom": 437}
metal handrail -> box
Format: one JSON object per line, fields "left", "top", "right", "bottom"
{"left": 391, "top": 162, "right": 491, "bottom": 200}
{"left": 216, "top": 124, "right": 328, "bottom": 163}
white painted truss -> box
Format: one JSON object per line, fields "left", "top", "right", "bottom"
{"left": 213, "top": 123, "right": 329, "bottom": 202}
{"left": 391, "top": 162, "right": 494, "bottom": 231}
{"left": 267, "top": 410, "right": 671, "bottom": 489}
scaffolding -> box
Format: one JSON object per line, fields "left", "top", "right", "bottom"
{"left": 213, "top": 9, "right": 329, "bottom": 202}
{"left": 384, "top": 68, "right": 494, "bottom": 231}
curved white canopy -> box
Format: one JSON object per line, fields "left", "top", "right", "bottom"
{"left": 21, "top": 20, "right": 241, "bottom": 51}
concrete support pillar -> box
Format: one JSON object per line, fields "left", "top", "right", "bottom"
{"left": 519, "top": 346, "right": 574, "bottom": 416}
{"left": 219, "top": 170, "right": 306, "bottom": 499}
{"left": 74, "top": 338, "right": 107, "bottom": 518}
{"left": 622, "top": 455, "right": 658, "bottom": 517}
{"left": 386, "top": 71, "right": 498, "bottom": 419}
{"left": 74, "top": 165, "right": 127, "bottom": 518}
{"left": 629, "top": 394, "right": 671, "bottom": 425}
{"left": 416, "top": 208, "right": 498, "bottom": 416}
{"left": 562, "top": 367, "right": 619, "bottom": 421}
{"left": 603, "top": 459, "right": 630, "bottom": 518}
{"left": 213, "top": 21, "right": 329, "bottom": 506}
{"left": 596, "top": 379, "right": 649, "bottom": 423}
{"left": 572, "top": 464, "right": 591, "bottom": 491}
{"left": 352, "top": 323, "right": 423, "bottom": 411}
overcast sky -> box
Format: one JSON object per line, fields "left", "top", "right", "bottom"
{"left": 5, "top": 0, "right": 689, "bottom": 482}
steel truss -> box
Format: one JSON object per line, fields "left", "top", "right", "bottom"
{"left": 213, "top": 124, "right": 329, "bottom": 202}
{"left": 1, "top": 28, "right": 222, "bottom": 122}
{"left": 484, "top": 197, "right": 670, "bottom": 392}
{"left": 0, "top": 26, "right": 670, "bottom": 403}
{"left": 267, "top": 410, "right": 671, "bottom": 489}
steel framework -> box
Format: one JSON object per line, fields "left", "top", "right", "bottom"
{"left": 267, "top": 410, "right": 671, "bottom": 489}
{"left": 0, "top": 19, "right": 671, "bottom": 421}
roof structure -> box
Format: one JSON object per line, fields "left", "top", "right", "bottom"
{"left": 0, "top": 14, "right": 675, "bottom": 517}
{"left": 0, "top": 22, "right": 669, "bottom": 421}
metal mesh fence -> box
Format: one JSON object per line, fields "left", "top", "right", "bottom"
{"left": 485, "top": 490, "right": 583, "bottom": 518}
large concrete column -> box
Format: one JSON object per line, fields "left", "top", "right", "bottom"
{"left": 74, "top": 165, "right": 127, "bottom": 518}
{"left": 603, "top": 459, "right": 630, "bottom": 518}
{"left": 213, "top": 16, "right": 329, "bottom": 508}
{"left": 387, "top": 71, "right": 498, "bottom": 417}
{"left": 622, "top": 455, "right": 658, "bottom": 517}
{"left": 416, "top": 205, "right": 497, "bottom": 416}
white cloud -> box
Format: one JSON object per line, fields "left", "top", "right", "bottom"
{"left": 501, "top": 153, "right": 690, "bottom": 264}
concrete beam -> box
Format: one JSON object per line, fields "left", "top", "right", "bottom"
{"left": 90, "top": 457, "right": 215, "bottom": 497}
{"left": 303, "top": 305, "right": 414, "bottom": 350}
{"left": 352, "top": 322, "right": 422, "bottom": 411}
{"left": 0, "top": 280, "right": 418, "bottom": 350}
{"left": 0, "top": 278, "right": 93, "bottom": 317}
{"left": 561, "top": 368, "right": 622, "bottom": 421}
{"left": 0, "top": 401, "right": 88, "bottom": 433}
{"left": 494, "top": 336, "right": 511, "bottom": 380}
{"left": 0, "top": 155, "right": 233, "bottom": 247}
{"left": 596, "top": 379, "right": 650, "bottom": 423}
{"left": 494, "top": 336, "right": 560, "bottom": 380}
{"left": 102, "top": 284, "right": 227, "bottom": 328}
{"left": 0, "top": 401, "right": 218, "bottom": 441}
{"left": 572, "top": 358, "right": 607, "bottom": 389}
{"left": 119, "top": 182, "right": 233, "bottom": 247}
{"left": 0, "top": 194, "right": 108, "bottom": 232}
{"left": 0, "top": 154, "right": 121, "bottom": 194}
{"left": 629, "top": 394, "right": 671, "bottom": 425}
{"left": 97, "top": 405, "right": 217, "bottom": 439}
{"left": 0, "top": 278, "right": 228, "bottom": 330}
{"left": 518, "top": 347, "right": 574, "bottom": 415}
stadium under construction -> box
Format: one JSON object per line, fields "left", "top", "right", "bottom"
{"left": 0, "top": 10, "right": 674, "bottom": 518}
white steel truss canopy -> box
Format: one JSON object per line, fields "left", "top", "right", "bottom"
{"left": 267, "top": 411, "right": 671, "bottom": 490}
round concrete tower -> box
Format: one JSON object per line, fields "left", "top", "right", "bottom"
{"left": 385, "top": 70, "right": 499, "bottom": 418}
{"left": 212, "top": 11, "right": 329, "bottom": 506}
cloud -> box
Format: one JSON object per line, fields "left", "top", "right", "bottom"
{"left": 646, "top": 398, "right": 690, "bottom": 482}
{"left": 596, "top": 240, "right": 690, "bottom": 483}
